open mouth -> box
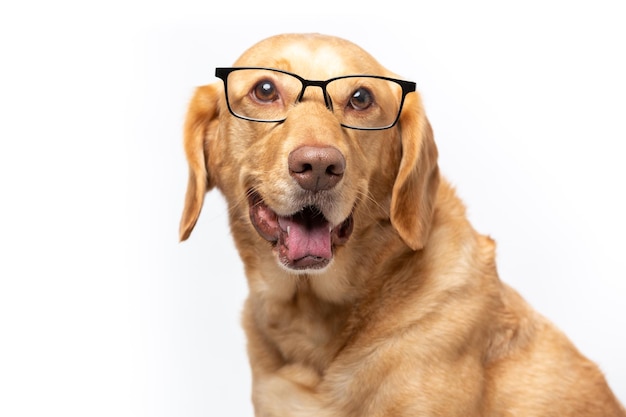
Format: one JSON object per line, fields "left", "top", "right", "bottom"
{"left": 248, "top": 191, "right": 353, "bottom": 271}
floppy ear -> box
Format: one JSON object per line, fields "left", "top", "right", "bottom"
{"left": 390, "top": 93, "right": 440, "bottom": 250}
{"left": 179, "top": 83, "right": 221, "bottom": 242}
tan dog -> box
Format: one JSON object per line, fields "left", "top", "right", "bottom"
{"left": 180, "top": 33, "right": 625, "bottom": 416}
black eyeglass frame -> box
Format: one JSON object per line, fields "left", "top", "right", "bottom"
{"left": 215, "top": 67, "right": 417, "bottom": 131}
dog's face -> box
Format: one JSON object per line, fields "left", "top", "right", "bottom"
{"left": 180, "top": 34, "right": 439, "bottom": 275}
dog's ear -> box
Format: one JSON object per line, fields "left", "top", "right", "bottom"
{"left": 390, "top": 93, "right": 440, "bottom": 250}
{"left": 179, "top": 84, "right": 221, "bottom": 242}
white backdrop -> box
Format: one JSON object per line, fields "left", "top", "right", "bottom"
{"left": 1, "top": 1, "right": 624, "bottom": 416}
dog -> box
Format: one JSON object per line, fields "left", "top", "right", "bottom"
{"left": 179, "top": 33, "right": 625, "bottom": 416}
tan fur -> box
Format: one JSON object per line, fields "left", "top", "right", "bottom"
{"left": 180, "top": 33, "right": 625, "bottom": 416}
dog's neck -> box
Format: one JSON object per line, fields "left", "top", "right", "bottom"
{"left": 241, "top": 181, "right": 495, "bottom": 374}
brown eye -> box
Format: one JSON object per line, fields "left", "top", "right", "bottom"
{"left": 349, "top": 87, "right": 373, "bottom": 110}
{"left": 253, "top": 79, "right": 278, "bottom": 102}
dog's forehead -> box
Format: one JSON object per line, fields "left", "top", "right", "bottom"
{"left": 233, "top": 33, "right": 386, "bottom": 78}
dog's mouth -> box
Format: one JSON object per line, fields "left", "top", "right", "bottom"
{"left": 248, "top": 191, "right": 353, "bottom": 271}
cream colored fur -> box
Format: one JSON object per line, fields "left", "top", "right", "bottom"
{"left": 180, "top": 33, "right": 625, "bottom": 416}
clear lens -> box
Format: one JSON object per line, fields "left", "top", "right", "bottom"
{"left": 225, "top": 69, "right": 302, "bottom": 122}
{"left": 326, "top": 77, "right": 402, "bottom": 129}
{"left": 224, "top": 69, "right": 404, "bottom": 129}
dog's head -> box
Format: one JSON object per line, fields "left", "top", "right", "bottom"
{"left": 180, "top": 33, "right": 439, "bottom": 273}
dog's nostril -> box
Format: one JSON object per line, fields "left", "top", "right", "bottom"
{"left": 327, "top": 163, "right": 343, "bottom": 176}
{"left": 288, "top": 146, "right": 345, "bottom": 191}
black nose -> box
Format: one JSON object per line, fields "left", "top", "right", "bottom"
{"left": 288, "top": 146, "right": 345, "bottom": 191}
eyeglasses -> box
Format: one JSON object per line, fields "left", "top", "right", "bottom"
{"left": 215, "top": 67, "right": 416, "bottom": 130}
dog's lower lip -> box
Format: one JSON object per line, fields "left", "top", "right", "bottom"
{"left": 289, "top": 255, "right": 330, "bottom": 270}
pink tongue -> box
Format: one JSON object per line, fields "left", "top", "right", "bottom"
{"left": 278, "top": 214, "right": 332, "bottom": 261}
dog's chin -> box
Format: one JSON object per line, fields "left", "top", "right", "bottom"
{"left": 248, "top": 191, "right": 354, "bottom": 272}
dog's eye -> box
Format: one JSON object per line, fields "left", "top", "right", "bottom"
{"left": 349, "top": 88, "right": 374, "bottom": 110}
{"left": 253, "top": 79, "right": 279, "bottom": 102}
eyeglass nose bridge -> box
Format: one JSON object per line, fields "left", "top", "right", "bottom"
{"left": 296, "top": 80, "right": 334, "bottom": 111}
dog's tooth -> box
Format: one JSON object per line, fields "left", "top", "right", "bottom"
{"left": 287, "top": 226, "right": 290, "bottom": 236}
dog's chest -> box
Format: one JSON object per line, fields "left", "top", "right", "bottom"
{"left": 263, "top": 290, "right": 349, "bottom": 370}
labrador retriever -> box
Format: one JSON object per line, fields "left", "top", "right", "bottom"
{"left": 179, "top": 33, "right": 625, "bottom": 416}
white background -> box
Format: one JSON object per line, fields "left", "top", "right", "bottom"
{"left": 1, "top": 1, "right": 624, "bottom": 416}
